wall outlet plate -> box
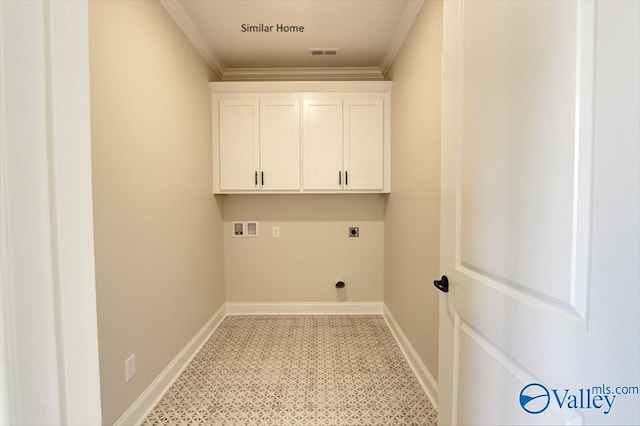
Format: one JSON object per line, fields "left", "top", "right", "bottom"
{"left": 349, "top": 226, "right": 359, "bottom": 237}
{"left": 125, "top": 354, "right": 135, "bottom": 383}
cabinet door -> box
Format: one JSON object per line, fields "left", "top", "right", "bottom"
{"left": 302, "top": 99, "right": 343, "bottom": 190}
{"left": 219, "top": 100, "right": 259, "bottom": 190}
{"left": 343, "top": 98, "right": 384, "bottom": 191}
{"left": 260, "top": 100, "right": 300, "bottom": 190}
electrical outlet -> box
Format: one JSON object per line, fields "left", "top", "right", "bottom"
{"left": 125, "top": 354, "right": 136, "bottom": 383}
{"left": 272, "top": 226, "right": 280, "bottom": 238}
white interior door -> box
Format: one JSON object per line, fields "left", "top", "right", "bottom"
{"left": 439, "top": 1, "right": 639, "bottom": 425}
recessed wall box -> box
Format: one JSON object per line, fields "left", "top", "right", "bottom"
{"left": 246, "top": 221, "right": 259, "bottom": 237}
{"left": 233, "top": 221, "right": 245, "bottom": 237}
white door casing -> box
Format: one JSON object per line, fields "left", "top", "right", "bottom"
{"left": 0, "top": 0, "right": 102, "bottom": 424}
{"left": 439, "top": 1, "right": 639, "bottom": 425}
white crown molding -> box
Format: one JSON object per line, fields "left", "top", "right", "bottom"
{"left": 221, "top": 67, "right": 384, "bottom": 81}
{"left": 379, "top": 0, "right": 425, "bottom": 76}
{"left": 210, "top": 80, "right": 392, "bottom": 93}
{"left": 159, "top": 0, "right": 225, "bottom": 78}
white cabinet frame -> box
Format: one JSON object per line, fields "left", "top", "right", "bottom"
{"left": 211, "top": 81, "right": 391, "bottom": 194}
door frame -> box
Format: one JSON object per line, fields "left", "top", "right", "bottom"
{"left": 1, "top": 1, "right": 102, "bottom": 424}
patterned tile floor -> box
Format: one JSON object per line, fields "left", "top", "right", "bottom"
{"left": 142, "top": 315, "right": 437, "bottom": 425}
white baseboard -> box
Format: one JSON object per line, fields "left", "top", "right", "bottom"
{"left": 383, "top": 304, "right": 438, "bottom": 409}
{"left": 225, "top": 301, "right": 383, "bottom": 315}
{"left": 114, "top": 304, "right": 227, "bottom": 426}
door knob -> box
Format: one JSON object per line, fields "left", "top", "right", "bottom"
{"left": 434, "top": 275, "right": 449, "bottom": 293}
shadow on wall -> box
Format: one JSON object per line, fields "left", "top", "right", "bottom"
{"left": 220, "top": 193, "right": 387, "bottom": 222}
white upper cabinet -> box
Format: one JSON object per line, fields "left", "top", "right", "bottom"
{"left": 212, "top": 81, "right": 391, "bottom": 194}
{"left": 302, "top": 99, "right": 343, "bottom": 191}
{"left": 260, "top": 100, "right": 300, "bottom": 190}
{"left": 302, "top": 98, "right": 385, "bottom": 191}
{"left": 219, "top": 100, "right": 259, "bottom": 191}
{"left": 218, "top": 99, "right": 300, "bottom": 191}
{"left": 343, "top": 98, "right": 384, "bottom": 191}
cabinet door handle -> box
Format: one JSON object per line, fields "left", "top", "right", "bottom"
{"left": 255, "top": 171, "right": 258, "bottom": 186}
{"left": 338, "top": 171, "right": 342, "bottom": 185}
{"left": 261, "top": 171, "right": 264, "bottom": 186}
{"left": 345, "top": 171, "right": 348, "bottom": 186}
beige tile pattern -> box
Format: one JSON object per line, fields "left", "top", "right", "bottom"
{"left": 142, "top": 315, "right": 437, "bottom": 425}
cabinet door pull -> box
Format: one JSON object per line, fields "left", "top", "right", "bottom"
{"left": 345, "top": 171, "right": 348, "bottom": 186}
{"left": 255, "top": 171, "right": 258, "bottom": 186}
{"left": 339, "top": 171, "right": 342, "bottom": 185}
{"left": 261, "top": 171, "right": 264, "bottom": 186}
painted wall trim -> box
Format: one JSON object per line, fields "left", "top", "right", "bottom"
{"left": 222, "top": 67, "right": 384, "bottom": 81}
{"left": 47, "top": 2, "right": 104, "bottom": 423}
{"left": 225, "top": 302, "right": 384, "bottom": 315}
{"left": 113, "top": 305, "right": 227, "bottom": 426}
{"left": 159, "top": 0, "right": 225, "bottom": 78}
{"left": 379, "top": 0, "right": 425, "bottom": 76}
{"left": 383, "top": 304, "right": 438, "bottom": 409}
{"left": 210, "top": 80, "right": 392, "bottom": 93}
{"left": 1, "top": 1, "right": 102, "bottom": 423}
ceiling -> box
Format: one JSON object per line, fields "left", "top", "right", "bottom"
{"left": 160, "top": 0, "right": 424, "bottom": 80}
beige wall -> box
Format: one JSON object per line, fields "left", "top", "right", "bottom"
{"left": 89, "top": 2, "right": 224, "bottom": 424}
{"left": 88, "top": 0, "right": 440, "bottom": 421}
{"left": 223, "top": 195, "right": 384, "bottom": 302}
{"left": 384, "top": 1, "right": 443, "bottom": 381}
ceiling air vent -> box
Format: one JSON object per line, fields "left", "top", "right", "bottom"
{"left": 309, "top": 48, "right": 340, "bottom": 56}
